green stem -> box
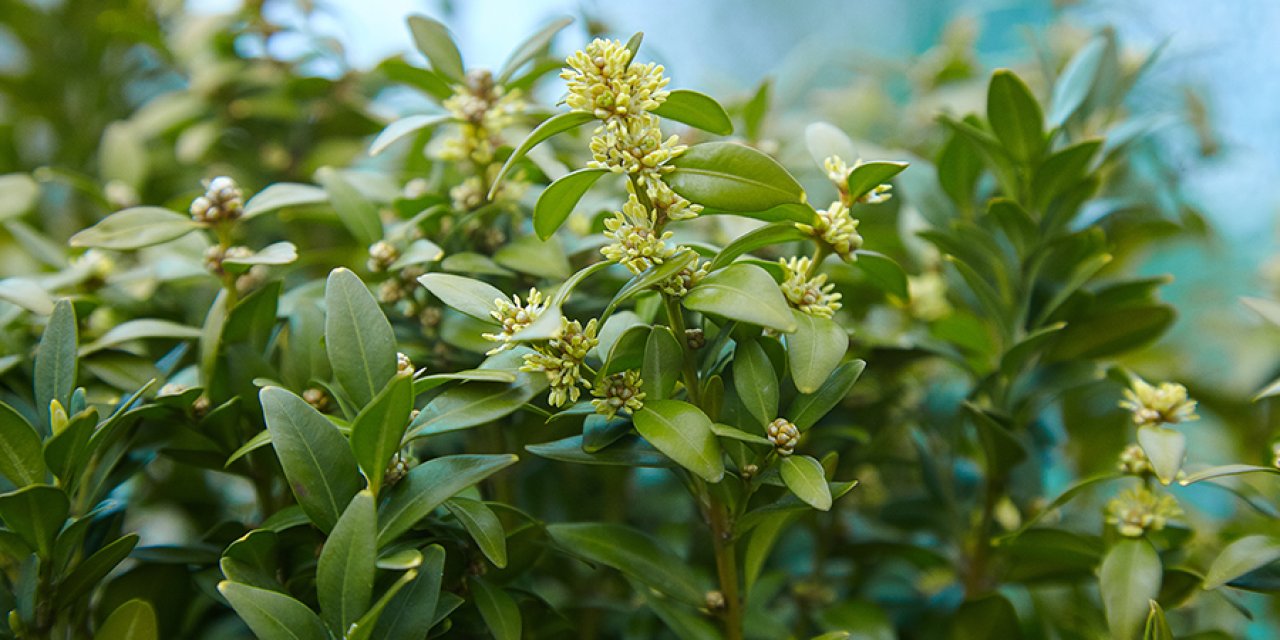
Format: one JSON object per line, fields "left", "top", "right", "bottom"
{"left": 662, "top": 295, "right": 701, "bottom": 405}
{"left": 708, "top": 494, "right": 744, "bottom": 640}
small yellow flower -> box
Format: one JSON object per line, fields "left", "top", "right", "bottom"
{"left": 1117, "top": 443, "right": 1154, "bottom": 476}
{"left": 646, "top": 180, "right": 702, "bottom": 222}
{"left": 562, "top": 39, "right": 670, "bottom": 120}
{"left": 439, "top": 70, "right": 526, "bottom": 164}
{"left": 521, "top": 318, "right": 600, "bottom": 407}
{"left": 1119, "top": 377, "right": 1198, "bottom": 428}
{"left": 906, "top": 271, "right": 951, "bottom": 320}
{"left": 1106, "top": 487, "right": 1181, "bottom": 537}
{"left": 779, "top": 256, "right": 842, "bottom": 318}
{"left": 658, "top": 260, "right": 709, "bottom": 298}
{"left": 601, "top": 194, "right": 677, "bottom": 273}
{"left": 796, "top": 201, "right": 863, "bottom": 261}
{"left": 588, "top": 113, "right": 687, "bottom": 179}
{"left": 592, "top": 370, "right": 646, "bottom": 418}
{"left": 824, "top": 155, "right": 853, "bottom": 187}
{"left": 483, "top": 288, "right": 546, "bottom": 354}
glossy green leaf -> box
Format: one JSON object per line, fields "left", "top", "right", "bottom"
{"left": 666, "top": 142, "right": 805, "bottom": 212}
{"left": 709, "top": 222, "right": 807, "bottom": 271}
{"left": 846, "top": 161, "right": 908, "bottom": 203}
{"left": 317, "top": 167, "right": 382, "bottom": 247}
{"left": 259, "top": 387, "right": 361, "bottom": 533}
{"left": 652, "top": 89, "right": 733, "bottom": 135}
{"left": 369, "top": 114, "right": 454, "bottom": 156}
{"left": 0, "top": 402, "right": 45, "bottom": 486}
{"left": 68, "top": 207, "right": 199, "bottom": 250}
{"left": 218, "top": 581, "right": 328, "bottom": 640}
{"left": 742, "top": 78, "right": 771, "bottom": 142}
{"left": 987, "top": 69, "right": 1045, "bottom": 162}
{"left": 1031, "top": 139, "right": 1101, "bottom": 211}
{"left": 633, "top": 400, "right": 724, "bottom": 482}
{"left": 1048, "top": 35, "right": 1107, "bottom": 127}
{"left": 786, "top": 359, "right": 865, "bottom": 431}
{"left": 55, "top": 533, "right": 138, "bottom": 608}
{"left": 418, "top": 273, "right": 505, "bottom": 322}
{"left": 1203, "top": 535, "right": 1280, "bottom": 590}
{"left": 409, "top": 371, "right": 543, "bottom": 437}
{"left": 96, "top": 599, "right": 158, "bottom": 640}
{"left": 525, "top": 435, "right": 675, "bottom": 468}
{"left": 407, "top": 15, "right": 465, "bottom": 82}
{"left": 346, "top": 569, "right": 418, "bottom": 640}
{"left": 785, "top": 310, "right": 847, "bottom": 394}
{"left": 0, "top": 484, "right": 68, "bottom": 558}
{"left": 445, "top": 498, "right": 507, "bottom": 568}
{"left": 1101, "top": 539, "right": 1163, "bottom": 640}
{"left": 78, "top": 319, "right": 201, "bottom": 356}
{"left": 470, "top": 577, "right": 521, "bottom": 640}
{"left": 351, "top": 373, "right": 414, "bottom": 494}
{"left": 1137, "top": 425, "right": 1186, "bottom": 486}
{"left": 780, "top": 455, "right": 832, "bottom": 510}
{"left": 317, "top": 490, "right": 376, "bottom": 633}
{"left": 35, "top": 298, "right": 77, "bottom": 431}
{"left": 373, "top": 545, "right": 445, "bottom": 640}
{"left": 602, "top": 250, "right": 698, "bottom": 318}
{"left": 533, "top": 168, "right": 608, "bottom": 240}
{"left": 243, "top": 182, "right": 328, "bottom": 218}
{"left": 685, "top": 263, "right": 797, "bottom": 332}
{"left": 733, "top": 339, "right": 778, "bottom": 425}
{"left": 377, "top": 454, "right": 517, "bottom": 545}
{"left": 325, "top": 268, "right": 397, "bottom": 408}
{"left": 546, "top": 522, "right": 705, "bottom": 605}
{"left": 642, "top": 325, "right": 683, "bottom": 401}
{"left": 489, "top": 111, "right": 596, "bottom": 198}
{"left": 1143, "top": 600, "right": 1172, "bottom": 640}
{"left": 852, "top": 250, "right": 909, "bottom": 299}
{"left": 744, "top": 511, "right": 798, "bottom": 592}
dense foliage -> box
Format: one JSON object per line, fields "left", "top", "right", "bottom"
{"left": 1, "top": 3, "right": 1277, "bottom": 639}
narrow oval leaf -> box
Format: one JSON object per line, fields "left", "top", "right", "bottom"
{"left": 370, "top": 114, "right": 455, "bottom": 156}
{"left": 987, "top": 69, "right": 1045, "bottom": 162}
{"left": 259, "top": 387, "right": 362, "bottom": 533}
{"left": 525, "top": 435, "right": 675, "bottom": 469}
{"left": 445, "top": 498, "right": 507, "bottom": 568}
{"left": 852, "top": 250, "right": 909, "bottom": 299}
{"left": 733, "top": 339, "right": 778, "bottom": 426}
{"left": 785, "top": 310, "right": 848, "bottom": 394}
{"left": 35, "top": 298, "right": 77, "bottom": 431}
{"left": 316, "top": 167, "right": 382, "bottom": 247}
{"left": 709, "top": 222, "right": 807, "bottom": 272}
{"left": 684, "top": 263, "right": 797, "bottom": 333}
{"left": 489, "top": 111, "right": 596, "bottom": 198}
{"left": 418, "top": 273, "right": 505, "bottom": 322}
{"left": 351, "top": 373, "right": 414, "bottom": 493}
{"left": 786, "top": 359, "right": 866, "bottom": 431}
{"left": 318, "top": 491, "right": 377, "bottom": 633}
{"left": 1049, "top": 36, "right": 1107, "bottom": 127}
{"left": 372, "top": 545, "right": 445, "bottom": 640}
{"left": 243, "top": 183, "right": 328, "bottom": 218}
{"left": 534, "top": 168, "right": 608, "bottom": 240}
{"left": 407, "top": 15, "right": 465, "bottom": 82}
{"left": 632, "top": 400, "right": 724, "bottom": 482}
{"left": 218, "top": 581, "right": 329, "bottom": 640}
{"left": 845, "top": 161, "right": 908, "bottom": 203}
{"left": 1203, "top": 535, "right": 1280, "bottom": 590}
{"left": 0, "top": 277, "right": 55, "bottom": 315}
{"left": 651, "top": 89, "right": 733, "bottom": 136}
{"left": 377, "top": 454, "right": 518, "bottom": 545}
{"left": 1137, "top": 425, "right": 1186, "bottom": 486}
{"left": 642, "top": 326, "right": 683, "bottom": 401}
{"left": 666, "top": 142, "right": 805, "bottom": 212}
{"left": 1101, "top": 539, "right": 1162, "bottom": 640}
{"left": 470, "top": 577, "right": 521, "bottom": 640}
{"left": 780, "top": 455, "right": 832, "bottom": 510}
{"left": 326, "top": 268, "right": 397, "bottom": 408}
{"left": 546, "top": 522, "right": 706, "bottom": 605}
{"left": 0, "top": 402, "right": 45, "bottom": 487}
{"left": 69, "top": 207, "right": 198, "bottom": 250}
{"left": 55, "top": 534, "right": 139, "bottom": 609}
{"left": 497, "top": 16, "right": 573, "bottom": 83}
{"left": 0, "top": 484, "right": 68, "bottom": 558}
{"left": 96, "top": 599, "right": 158, "bottom": 640}
{"left": 79, "top": 319, "right": 202, "bottom": 356}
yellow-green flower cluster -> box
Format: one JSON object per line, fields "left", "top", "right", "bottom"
{"left": 646, "top": 179, "right": 701, "bottom": 223}
{"left": 658, "top": 260, "right": 710, "bottom": 298}
{"left": 482, "top": 288, "right": 546, "bottom": 354}
{"left": 601, "top": 194, "right": 677, "bottom": 273}
{"left": 823, "top": 154, "right": 894, "bottom": 205}
{"left": 1119, "top": 377, "right": 1199, "bottom": 428}
{"left": 562, "top": 38, "right": 670, "bottom": 120}
{"left": 779, "top": 257, "right": 842, "bottom": 318}
{"left": 1117, "top": 443, "right": 1154, "bottom": 476}
{"left": 592, "top": 370, "right": 646, "bottom": 418}
{"left": 907, "top": 271, "right": 951, "bottom": 320}
{"left": 1106, "top": 487, "right": 1181, "bottom": 537}
{"left": 588, "top": 113, "right": 686, "bottom": 180}
{"left": 440, "top": 69, "right": 526, "bottom": 165}
{"left": 797, "top": 201, "right": 863, "bottom": 261}
{"left": 190, "top": 176, "right": 244, "bottom": 224}
{"left": 522, "top": 318, "right": 599, "bottom": 407}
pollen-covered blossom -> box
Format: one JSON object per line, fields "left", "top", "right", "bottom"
{"left": 588, "top": 113, "right": 686, "bottom": 180}
{"left": 779, "top": 256, "right": 842, "bottom": 318}
{"left": 601, "top": 194, "right": 677, "bottom": 273}
{"left": 1119, "top": 377, "right": 1199, "bottom": 428}
{"left": 482, "top": 288, "right": 546, "bottom": 354}
{"left": 439, "top": 69, "right": 526, "bottom": 164}
{"left": 797, "top": 201, "right": 864, "bottom": 260}
{"left": 562, "top": 38, "right": 670, "bottom": 120}
{"left": 645, "top": 180, "right": 701, "bottom": 222}
{"left": 1106, "top": 487, "right": 1181, "bottom": 537}
{"left": 522, "top": 318, "right": 599, "bottom": 407}
{"left": 658, "top": 260, "right": 710, "bottom": 298}
{"left": 592, "top": 370, "right": 646, "bottom": 419}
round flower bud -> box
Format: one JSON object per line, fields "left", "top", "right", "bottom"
{"left": 767, "top": 418, "right": 800, "bottom": 456}
{"left": 303, "top": 387, "right": 330, "bottom": 412}
{"left": 397, "top": 352, "right": 415, "bottom": 375}
{"left": 685, "top": 328, "right": 705, "bottom": 350}
{"left": 368, "top": 241, "right": 400, "bottom": 272}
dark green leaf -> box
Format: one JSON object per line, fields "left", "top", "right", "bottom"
{"left": 633, "top": 400, "right": 724, "bottom": 482}
{"left": 1203, "top": 535, "right": 1280, "bottom": 590}
{"left": 1101, "top": 539, "right": 1163, "bottom": 640}
{"left": 642, "top": 326, "right": 683, "bottom": 401}
{"left": 780, "top": 455, "right": 832, "bottom": 511}
{"left": 666, "top": 142, "right": 805, "bottom": 212}
{"left": 952, "top": 594, "right": 1022, "bottom": 640}
{"left": 445, "top": 498, "right": 507, "bottom": 568}
{"left": 351, "top": 373, "right": 414, "bottom": 493}
{"left": 377, "top": 454, "right": 517, "bottom": 545}
{"left": 373, "top": 545, "right": 445, "bottom": 640}
{"left": 525, "top": 435, "right": 675, "bottom": 468}
{"left": 469, "top": 577, "right": 521, "bottom": 640}
{"left": 733, "top": 339, "right": 778, "bottom": 425}
{"left": 35, "top": 298, "right": 77, "bottom": 431}
{"left": 325, "top": 268, "right": 397, "bottom": 408}
{"left": 846, "top": 161, "right": 908, "bottom": 203}
{"left": 964, "top": 403, "right": 1028, "bottom": 476}
{"left": 259, "top": 387, "right": 361, "bottom": 533}
{"left": 1143, "top": 600, "right": 1172, "bottom": 640}
{"left": 685, "top": 263, "right": 796, "bottom": 332}
{"left": 785, "top": 310, "right": 847, "bottom": 394}
{"left": 987, "top": 69, "right": 1045, "bottom": 162}
{"left": 0, "top": 402, "right": 45, "bottom": 486}
{"left": 218, "top": 581, "right": 328, "bottom": 640}
{"left": 786, "top": 359, "right": 865, "bottom": 431}
{"left": 533, "top": 168, "right": 608, "bottom": 240}
{"left": 489, "top": 111, "right": 596, "bottom": 198}
{"left": 0, "top": 484, "right": 68, "bottom": 558}
{"left": 546, "top": 522, "right": 705, "bottom": 605}
{"left": 709, "top": 222, "right": 806, "bottom": 272}
{"left": 652, "top": 89, "right": 733, "bottom": 135}
{"left": 852, "top": 250, "right": 909, "bottom": 299}
{"left": 55, "top": 534, "right": 138, "bottom": 609}
{"left": 317, "top": 490, "right": 376, "bottom": 633}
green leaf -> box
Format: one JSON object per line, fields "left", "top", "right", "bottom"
{"left": 1138, "top": 425, "right": 1186, "bottom": 486}
{"left": 417, "top": 273, "right": 505, "bottom": 322}
{"left": 785, "top": 310, "right": 847, "bottom": 394}
{"left": 643, "top": 326, "right": 683, "bottom": 401}
{"left": 493, "top": 234, "right": 571, "bottom": 279}
{"left": 533, "top": 168, "right": 609, "bottom": 240}
{"left": 469, "top": 577, "right": 521, "bottom": 640}
{"left": 373, "top": 545, "right": 445, "bottom": 640}
{"left": 0, "top": 402, "right": 45, "bottom": 487}
{"left": 952, "top": 594, "right": 1022, "bottom": 640}
{"left": 497, "top": 16, "right": 573, "bottom": 83}
{"left": 317, "top": 490, "right": 376, "bottom": 633}
{"left": 0, "top": 484, "right": 68, "bottom": 558}
{"left": 316, "top": 167, "right": 382, "bottom": 247}
{"left": 786, "top": 359, "right": 865, "bottom": 431}
{"left": 652, "top": 89, "right": 733, "bottom": 135}
{"left": 409, "top": 371, "right": 544, "bottom": 438}
{"left": 388, "top": 239, "right": 445, "bottom": 271}
{"left": 55, "top": 533, "right": 138, "bottom": 608}
{"left": 243, "top": 183, "right": 328, "bottom": 218}
{"left": 325, "top": 268, "right": 397, "bottom": 408}
{"left": 666, "top": 142, "right": 805, "bottom": 212}
{"left": 489, "top": 111, "right": 596, "bottom": 198}
{"left": 852, "top": 250, "right": 909, "bottom": 299}
{"left": 346, "top": 569, "right": 418, "bottom": 640}
{"left": 987, "top": 69, "right": 1045, "bottom": 162}
{"left": 35, "top": 298, "right": 76, "bottom": 433}
{"left": 804, "top": 122, "right": 857, "bottom": 169}
{"left": 1031, "top": 139, "right": 1101, "bottom": 211}
{"left": 525, "top": 435, "right": 675, "bottom": 469}
{"left": 624, "top": 32, "right": 644, "bottom": 61}
{"left": 218, "top": 581, "right": 329, "bottom": 640}
{"left": 1101, "top": 539, "right": 1163, "bottom": 640}
{"left": 742, "top": 78, "right": 771, "bottom": 142}
{"left": 1203, "top": 535, "right": 1280, "bottom": 590}
{"left": 445, "top": 498, "right": 507, "bottom": 568}
{"left": 709, "top": 222, "right": 807, "bottom": 271}
{"left": 744, "top": 511, "right": 798, "bottom": 592}
{"left": 96, "top": 599, "right": 158, "bottom": 640}
{"left": 633, "top": 400, "right": 724, "bottom": 482}
{"left": 351, "top": 373, "right": 414, "bottom": 494}
{"left": 710, "top": 422, "right": 771, "bottom": 446}
{"left": 69, "top": 207, "right": 198, "bottom": 250}
{"left": 0, "top": 277, "right": 55, "bottom": 314}
{"left": 99, "top": 122, "right": 148, "bottom": 188}
{"left": 0, "top": 173, "right": 38, "bottom": 221}
{"left": 845, "top": 161, "right": 908, "bottom": 203}
{"left": 964, "top": 403, "right": 1028, "bottom": 476}
{"left": 1143, "top": 600, "right": 1172, "bottom": 640}
{"left": 1179, "top": 464, "right": 1280, "bottom": 486}
{"left": 546, "top": 522, "right": 705, "bottom": 605}
{"left": 79, "top": 319, "right": 202, "bottom": 356}
{"left": 780, "top": 455, "right": 832, "bottom": 511}
{"left": 1047, "top": 305, "right": 1174, "bottom": 362}
{"left": 369, "top": 114, "right": 454, "bottom": 156}
{"left": 377, "top": 454, "right": 517, "bottom": 545}
{"left": 1048, "top": 36, "right": 1107, "bottom": 128}
{"left": 259, "top": 387, "right": 361, "bottom": 533}
{"left": 1000, "top": 322, "right": 1066, "bottom": 376}
{"left": 733, "top": 339, "right": 778, "bottom": 426}
{"left": 602, "top": 250, "right": 698, "bottom": 318}
{"left": 685, "top": 263, "right": 797, "bottom": 332}
{"left": 407, "top": 15, "right": 465, "bottom": 82}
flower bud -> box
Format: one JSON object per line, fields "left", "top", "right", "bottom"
{"left": 767, "top": 418, "right": 800, "bottom": 456}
